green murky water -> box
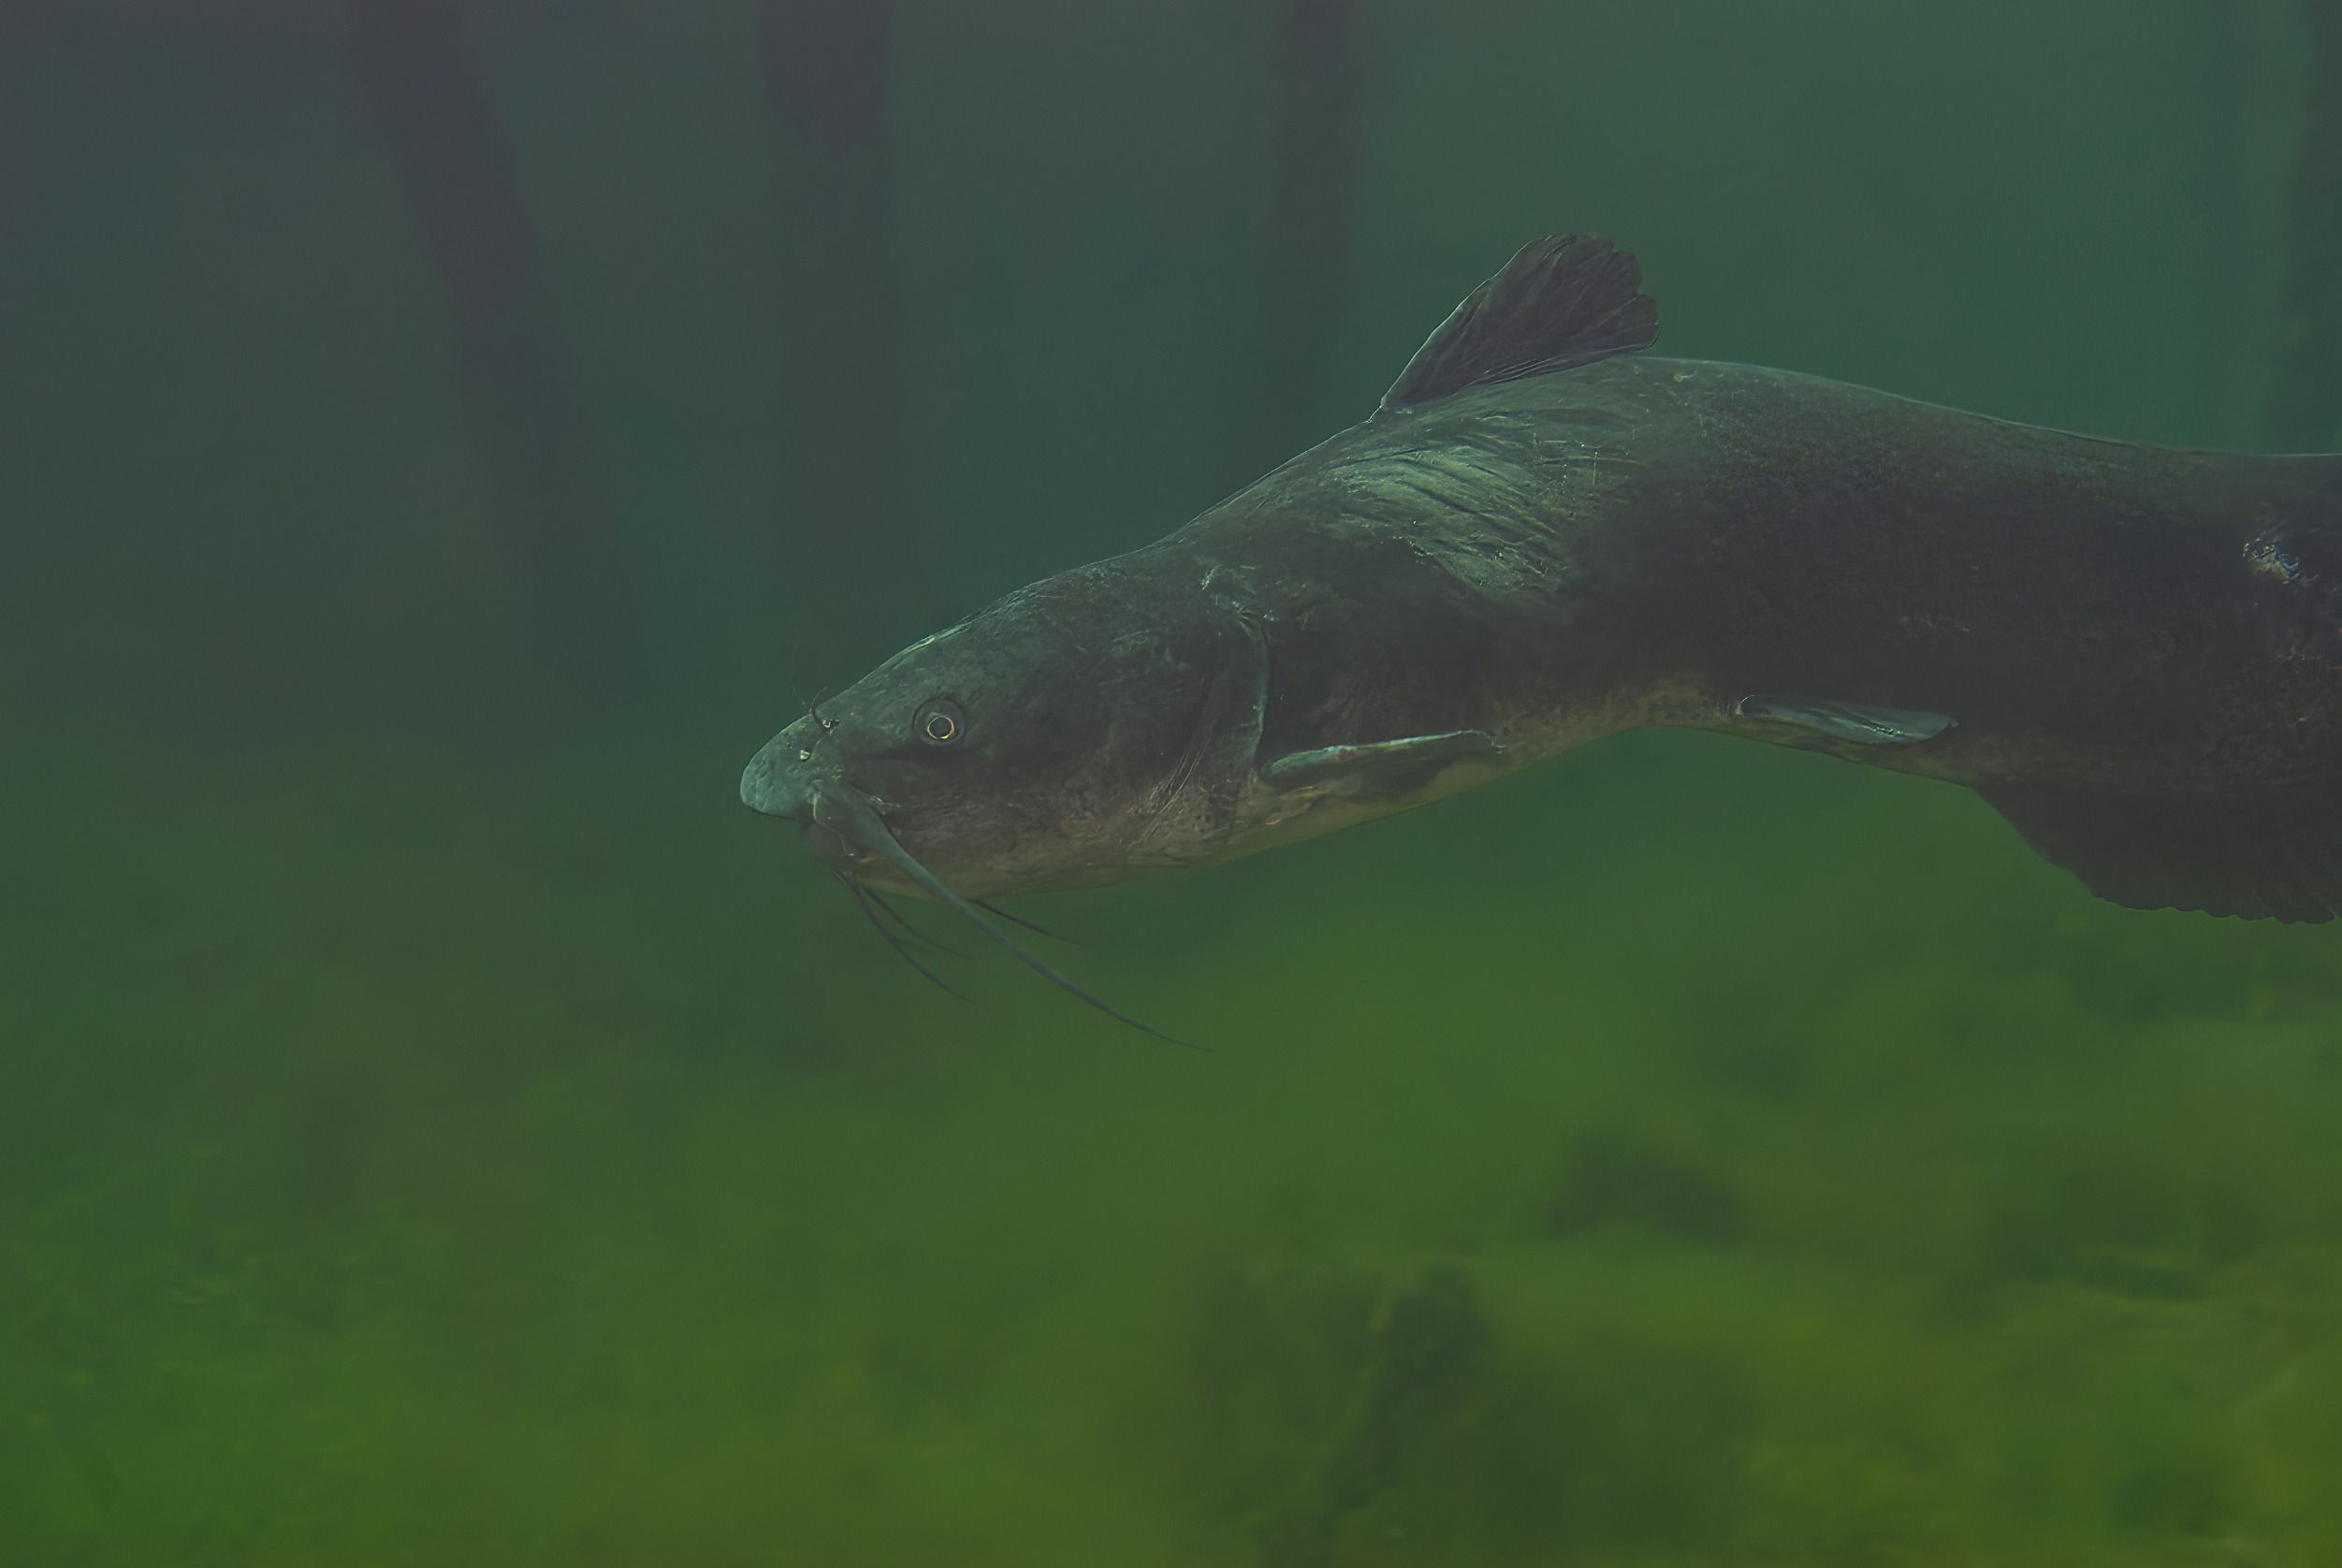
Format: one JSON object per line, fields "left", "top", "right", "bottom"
{"left": 8, "top": 3, "right": 2342, "bottom": 1562}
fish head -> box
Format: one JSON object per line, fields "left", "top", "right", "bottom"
{"left": 741, "top": 556, "right": 1269, "bottom": 899}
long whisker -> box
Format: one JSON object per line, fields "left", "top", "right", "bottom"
{"left": 867, "top": 886, "right": 967, "bottom": 957}
{"left": 973, "top": 898, "right": 1083, "bottom": 947}
{"left": 836, "top": 870, "right": 966, "bottom": 1000}
{"left": 815, "top": 791, "right": 1189, "bottom": 1046}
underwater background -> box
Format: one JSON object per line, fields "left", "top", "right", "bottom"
{"left": 8, "top": 1, "right": 2342, "bottom": 1562}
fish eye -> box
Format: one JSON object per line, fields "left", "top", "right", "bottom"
{"left": 915, "top": 698, "right": 965, "bottom": 747}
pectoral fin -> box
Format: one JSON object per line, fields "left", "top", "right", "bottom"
{"left": 1733, "top": 695, "right": 1956, "bottom": 747}
{"left": 1262, "top": 730, "right": 1505, "bottom": 796}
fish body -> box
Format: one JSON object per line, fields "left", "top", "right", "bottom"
{"left": 1190, "top": 356, "right": 2342, "bottom": 902}
{"left": 745, "top": 236, "right": 2342, "bottom": 1030}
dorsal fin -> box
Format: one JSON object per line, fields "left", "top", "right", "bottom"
{"left": 1380, "top": 234, "right": 1659, "bottom": 412}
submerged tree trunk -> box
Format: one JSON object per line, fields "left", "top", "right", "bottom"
{"left": 2272, "top": 0, "right": 2342, "bottom": 450}
{"left": 2195, "top": 0, "right": 2254, "bottom": 443}
{"left": 1232, "top": 0, "right": 1361, "bottom": 484}
{"left": 346, "top": 0, "right": 641, "bottom": 701}
{"left": 757, "top": 0, "right": 906, "bottom": 636}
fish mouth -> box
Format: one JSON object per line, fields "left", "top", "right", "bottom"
{"left": 795, "top": 815, "right": 865, "bottom": 869}
{"left": 741, "top": 765, "right": 882, "bottom": 877}
{"left": 739, "top": 733, "right": 819, "bottom": 820}
{"left": 807, "top": 788, "right": 1184, "bottom": 1043}
{"left": 735, "top": 746, "right": 1183, "bottom": 1042}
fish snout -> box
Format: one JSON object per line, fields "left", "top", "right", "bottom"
{"left": 740, "top": 734, "right": 868, "bottom": 869}
{"left": 740, "top": 730, "right": 832, "bottom": 820}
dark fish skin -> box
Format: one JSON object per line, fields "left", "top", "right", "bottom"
{"left": 1226, "top": 354, "right": 2342, "bottom": 804}
{"left": 745, "top": 240, "right": 2342, "bottom": 928}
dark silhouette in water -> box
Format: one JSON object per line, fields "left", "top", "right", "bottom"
{"left": 0, "top": 2, "right": 56, "bottom": 263}
{"left": 757, "top": 0, "right": 907, "bottom": 628}
{"left": 2275, "top": 0, "right": 2342, "bottom": 449}
{"left": 746, "top": 235, "right": 2342, "bottom": 1031}
{"left": 1233, "top": 0, "right": 1362, "bottom": 480}
{"left": 346, "top": 0, "right": 638, "bottom": 697}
